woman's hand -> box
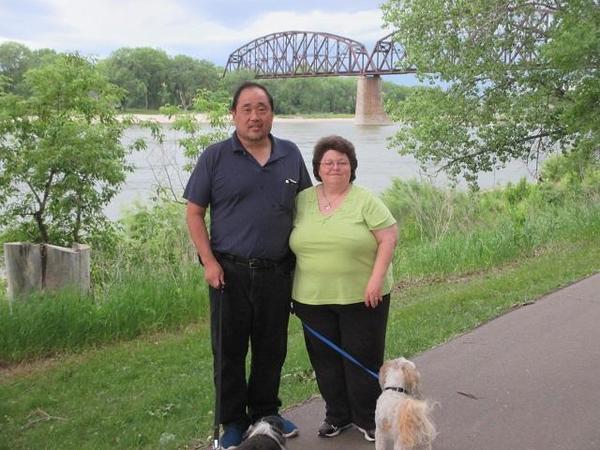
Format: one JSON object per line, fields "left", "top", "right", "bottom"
{"left": 364, "top": 276, "right": 384, "bottom": 308}
{"left": 365, "top": 223, "right": 398, "bottom": 308}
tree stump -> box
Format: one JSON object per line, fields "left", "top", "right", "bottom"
{"left": 3, "top": 242, "right": 91, "bottom": 302}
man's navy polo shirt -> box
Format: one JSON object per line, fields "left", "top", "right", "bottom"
{"left": 183, "top": 132, "right": 312, "bottom": 261}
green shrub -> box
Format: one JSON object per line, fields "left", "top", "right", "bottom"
{"left": 381, "top": 179, "right": 473, "bottom": 243}
{"left": 92, "top": 199, "right": 196, "bottom": 287}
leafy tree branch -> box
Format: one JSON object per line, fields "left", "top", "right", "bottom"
{"left": 382, "top": 0, "right": 599, "bottom": 185}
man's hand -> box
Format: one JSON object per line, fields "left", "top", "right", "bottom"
{"left": 186, "top": 201, "right": 225, "bottom": 288}
{"left": 203, "top": 259, "right": 225, "bottom": 289}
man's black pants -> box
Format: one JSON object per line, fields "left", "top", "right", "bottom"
{"left": 209, "top": 255, "right": 292, "bottom": 426}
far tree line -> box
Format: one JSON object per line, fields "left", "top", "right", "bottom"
{"left": 0, "top": 41, "right": 413, "bottom": 115}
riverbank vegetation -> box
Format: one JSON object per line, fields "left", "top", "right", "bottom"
{"left": 385, "top": 155, "right": 600, "bottom": 279}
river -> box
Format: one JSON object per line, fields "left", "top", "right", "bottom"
{"left": 105, "top": 119, "right": 537, "bottom": 219}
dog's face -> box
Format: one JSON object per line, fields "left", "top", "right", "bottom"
{"left": 238, "top": 415, "right": 286, "bottom": 450}
{"left": 256, "top": 415, "right": 285, "bottom": 434}
{"left": 379, "top": 357, "right": 422, "bottom": 398}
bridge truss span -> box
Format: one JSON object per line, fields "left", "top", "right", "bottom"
{"left": 365, "top": 32, "right": 415, "bottom": 75}
{"left": 223, "top": 30, "right": 415, "bottom": 124}
{"left": 223, "top": 31, "right": 411, "bottom": 78}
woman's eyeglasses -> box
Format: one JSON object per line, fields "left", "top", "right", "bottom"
{"left": 320, "top": 161, "right": 349, "bottom": 168}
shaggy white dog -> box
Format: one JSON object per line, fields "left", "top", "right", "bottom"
{"left": 375, "top": 357, "right": 436, "bottom": 450}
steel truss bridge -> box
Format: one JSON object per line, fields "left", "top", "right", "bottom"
{"left": 223, "top": 31, "right": 412, "bottom": 124}
{"left": 223, "top": 31, "right": 413, "bottom": 79}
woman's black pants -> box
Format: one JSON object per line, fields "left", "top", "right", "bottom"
{"left": 293, "top": 295, "right": 390, "bottom": 430}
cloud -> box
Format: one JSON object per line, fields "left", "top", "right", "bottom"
{"left": 1, "top": 0, "right": 388, "bottom": 61}
{"left": 235, "top": 9, "right": 388, "bottom": 47}
{"left": 26, "top": 0, "right": 231, "bottom": 52}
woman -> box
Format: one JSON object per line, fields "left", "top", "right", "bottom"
{"left": 290, "top": 135, "right": 398, "bottom": 442}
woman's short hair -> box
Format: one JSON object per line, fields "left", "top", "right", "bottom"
{"left": 312, "top": 135, "right": 358, "bottom": 182}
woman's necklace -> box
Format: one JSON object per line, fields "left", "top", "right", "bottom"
{"left": 320, "top": 185, "right": 349, "bottom": 211}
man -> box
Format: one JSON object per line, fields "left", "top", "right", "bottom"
{"left": 184, "top": 82, "right": 312, "bottom": 449}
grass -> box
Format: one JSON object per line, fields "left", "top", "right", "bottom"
{"left": 0, "top": 267, "right": 207, "bottom": 362}
{"left": 394, "top": 207, "right": 600, "bottom": 279}
{"left": 1, "top": 238, "right": 598, "bottom": 450}
{"left": 0, "top": 198, "right": 205, "bottom": 363}
{"left": 384, "top": 178, "right": 600, "bottom": 281}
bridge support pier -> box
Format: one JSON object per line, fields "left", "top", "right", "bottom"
{"left": 355, "top": 75, "right": 391, "bottom": 126}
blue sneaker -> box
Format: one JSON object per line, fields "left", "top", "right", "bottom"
{"left": 278, "top": 415, "right": 299, "bottom": 438}
{"left": 220, "top": 421, "right": 247, "bottom": 449}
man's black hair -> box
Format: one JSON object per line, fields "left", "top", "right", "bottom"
{"left": 231, "top": 81, "right": 274, "bottom": 111}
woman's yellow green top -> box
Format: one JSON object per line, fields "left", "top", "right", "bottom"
{"left": 289, "top": 184, "right": 396, "bottom": 305}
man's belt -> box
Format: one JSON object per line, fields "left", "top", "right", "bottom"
{"left": 214, "top": 252, "right": 281, "bottom": 269}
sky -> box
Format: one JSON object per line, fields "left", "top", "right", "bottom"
{"left": 0, "top": 0, "right": 394, "bottom": 67}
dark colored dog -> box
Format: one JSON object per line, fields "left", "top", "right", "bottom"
{"left": 236, "top": 415, "right": 287, "bottom": 450}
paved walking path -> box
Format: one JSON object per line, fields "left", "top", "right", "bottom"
{"left": 283, "top": 272, "right": 600, "bottom": 450}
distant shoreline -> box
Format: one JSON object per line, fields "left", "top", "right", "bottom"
{"left": 122, "top": 113, "right": 355, "bottom": 125}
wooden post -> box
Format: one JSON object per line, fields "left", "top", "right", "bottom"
{"left": 3, "top": 242, "right": 91, "bottom": 301}
{"left": 4, "top": 243, "right": 43, "bottom": 301}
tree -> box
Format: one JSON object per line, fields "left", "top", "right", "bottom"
{"left": 166, "top": 56, "right": 220, "bottom": 109}
{"left": 100, "top": 47, "right": 170, "bottom": 109}
{"left": 136, "top": 88, "right": 230, "bottom": 203}
{"left": 381, "top": 0, "right": 600, "bottom": 185}
{"left": 262, "top": 77, "right": 357, "bottom": 115}
{"left": 382, "top": 82, "right": 414, "bottom": 108}
{"left": 28, "top": 48, "right": 59, "bottom": 70}
{"left": 0, "top": 54, "right": 133, "bottom": 245}
{"left": 0, "top": 41, "right": 32, "bottom": 95}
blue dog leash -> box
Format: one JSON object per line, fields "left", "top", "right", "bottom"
{"left": 301, "top": 322, "right": 380, "bottom": 381}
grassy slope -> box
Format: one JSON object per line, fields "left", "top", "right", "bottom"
{"left": 1, "top": 239, "right": 598, "bottom": 450}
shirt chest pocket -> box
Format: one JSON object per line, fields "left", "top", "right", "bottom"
{"left": 279, "top": 179, "right": 299, "bottom": 211}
